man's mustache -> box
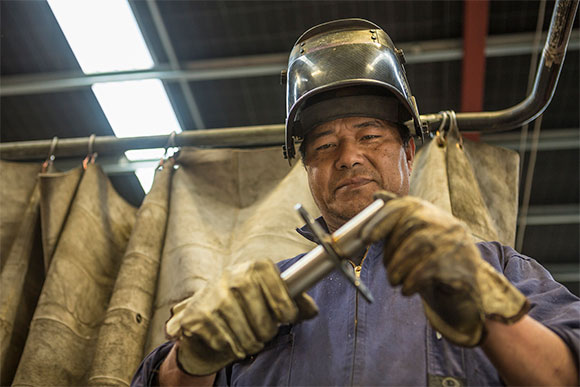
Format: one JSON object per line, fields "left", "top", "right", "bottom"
{"left": 329, "top": 169, "right": 382, "bottom": 195}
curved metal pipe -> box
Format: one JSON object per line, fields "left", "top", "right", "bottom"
{"left": 421, "top": 0, "right": 579, "bottom": 133}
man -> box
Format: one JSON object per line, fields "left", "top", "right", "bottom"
{"left": 133, "top": 19, "right": 579, "bottom": 386}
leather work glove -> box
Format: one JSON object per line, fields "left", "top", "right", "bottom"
{"left": 362, "top": 191, "right": 530, "bottom": 347}
{"left": 165, "top": 258, "right": 318, "bottom": 376}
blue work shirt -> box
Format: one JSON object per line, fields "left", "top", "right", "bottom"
{"left": 132, "top": 228, "right": 580, "bottom": 386}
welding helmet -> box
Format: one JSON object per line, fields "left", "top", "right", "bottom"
{"left": 283, "top": 18, "right": 423, "bottom": 160}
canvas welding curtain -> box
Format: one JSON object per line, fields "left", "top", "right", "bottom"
{"left": 0, "top": 137, "right": 518, "bottom": 386}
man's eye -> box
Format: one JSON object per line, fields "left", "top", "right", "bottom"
{"left": 315, "top": 143, "right": 334, "bottom": 151}
{"left": 361, "top": 135, "right": 381, "bottom": 141}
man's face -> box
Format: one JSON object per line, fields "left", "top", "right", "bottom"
{"left": 303, "top": 117, "right": 415, "bottom": 232}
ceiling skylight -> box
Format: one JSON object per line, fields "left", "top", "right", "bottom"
{"left": 48, "top": 0, "right": 185, "bottom": 194}
{"left": 47, "top": 0, "right": 153, "bottom": 74}
{"left": 92, "top": 80, "right": 182, "bottom": 138}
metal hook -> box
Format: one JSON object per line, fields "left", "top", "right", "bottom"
{"left": 88, "top": 134, "right": 96, "bottom": 155}
{"left": 437, "top": 111, "right": 449, "bottom": 134}
{"left": 447, "top": 110, "right": 464, "bottom": 149}
{"left": 448, "top": 110, "right": 458, "bottom": 132}
{"left": 159, "top": 131, "right": 177, "bottom": 168}
{"left": 434, "top": 110, "right": 463, "bottom": 149}
{"left": 42, "top": 136, "right": 58, "bottom": 172}
{"left": 435, "top": 111, "right": 449, "bottom": 147}
{"left": 83, "top": 134, "right": 98, "bottom": 169}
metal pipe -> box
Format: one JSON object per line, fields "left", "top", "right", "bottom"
{"left": 0, "top": 124, "right": 285, "bottom": 160}
{"left": 422, "top": 0, "right": 579, "bottom": 133}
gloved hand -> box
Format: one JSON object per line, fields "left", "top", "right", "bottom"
{"left": 165, "top": 258, "right": 318, "bottom": 376}
{"left": 362, "top": 191, "right": 530, "bottom": 347}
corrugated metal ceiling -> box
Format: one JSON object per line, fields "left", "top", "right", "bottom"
{"left": 0, "top": 0, "right": 578, "bottom": 293}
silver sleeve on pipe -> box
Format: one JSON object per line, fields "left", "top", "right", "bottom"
{"left": 281, "top": 198, "right": 385, "bottom": 297}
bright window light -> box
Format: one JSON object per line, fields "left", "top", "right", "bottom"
{"left": 47, "top": 0, "right": 153, "bottom": 74}
{"left": 125, "top": 147, "right": 178, "bottom": 161}
{"left": 93, "top": 79, "right": 183, "bottom": 193}
{"left": 48, "top": 0, "right": 184, "bottom": 194}
{"left": 92, "top": 80, "right": 182, "bottom": 138}
{"left": 135, "top": 168, "right": 156, "bottom": 194}
{"left": 125, "top": 148, "right": 166, "bottom": 161}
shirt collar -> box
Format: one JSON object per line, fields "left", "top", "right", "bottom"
{"left": 295, "top": 216, "right": 330, "bottom": 243}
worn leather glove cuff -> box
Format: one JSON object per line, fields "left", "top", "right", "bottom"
{"left": 174, "top": 340, "right": 225, "bottom": 377}
{"left": 174, "top": 342, "right": 208, "bottom": 377}
{"left": 165, "top": 259, "right": 318, "bottom": 376}
{"left": 364, "top": 191, "right": 530, "bottom": 348}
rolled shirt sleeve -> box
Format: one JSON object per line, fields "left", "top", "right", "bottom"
{"left": 478, "top": 241, "right": 580, "bottom": 365}
{"left": 131, "top": 341, "right": 175, "bottom": 387}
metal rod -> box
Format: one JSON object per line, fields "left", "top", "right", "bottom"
{"left": 0, "top": 124, "right": 285, "bottom": 160}
{"left": 2, "top": 31, "right": 579, "bottom": 97}
{"left": 422, "top": 0, "right": 579, "bottom": 133}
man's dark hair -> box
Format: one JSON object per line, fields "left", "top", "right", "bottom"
{"left": 299, "top": 122, "right": 412, "bottom": 163}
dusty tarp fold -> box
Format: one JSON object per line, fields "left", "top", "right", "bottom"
{"left": 0, "top": 160, "right": 41, "bottom": 271}
{"left": 88, "top": 160, "right": 174, "bottom": 386}
{"left": 410, "top": 127, "right": 519, "bottom": 246}
{"left": 409, "top": 136, "right": 453, "bottom": 214}
{"left": 0, "top": 172, "right": 44, "bottom": 385}
{"left": 146, "top": 147, "right": 318, "bottom": 352}
{"left": 13, "top": 163, "right": 137, "bottom": 386}
{"left": 0, "top": 162, "right": 82, "bottom": 385}
{"left": 39, "top": 167, "right": 84, "bottom": 271}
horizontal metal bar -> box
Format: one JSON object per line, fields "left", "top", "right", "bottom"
{"left": 0, "top": 64, "right": 285, "bottom": 97}
{"left": 485, "top": 31, "right": 580, "bottom": 57}
{"left": 1, "top": 31, "right": 578, "bottom": 97}
{"left": 0, "top": 124, "right": 285, "bottom": 160}
{"left": 481, "top": 128, "right": 579, "bottom": 151}
{"left": 519, "top": 204, "right": 580, "bottom": 225}
{"left": 524, "top": 214, "right": 580, "bottom": 225}
{"left": 544, "top": 264, "right": 580, "bottom": 283}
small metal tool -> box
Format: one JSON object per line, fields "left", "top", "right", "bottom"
{"left": 281, "top": 199, "right": 388, "bottom": 303}
{"left": 294, "top": 204, "right": 374, "bottom": 303}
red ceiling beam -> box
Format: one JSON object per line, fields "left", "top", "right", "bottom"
{"left": 461, "top": 0, "right": 489, "bottom": 113}
{"left": 461, "top": 0, "right": 489, "bottom": 141}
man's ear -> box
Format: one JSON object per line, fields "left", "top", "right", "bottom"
{"left": 405, "top": 137, "right": 416, "bottom": 174}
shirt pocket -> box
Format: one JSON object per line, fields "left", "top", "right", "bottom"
{"left": 231, "top": 325, "right": 294, "bottom": 386}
